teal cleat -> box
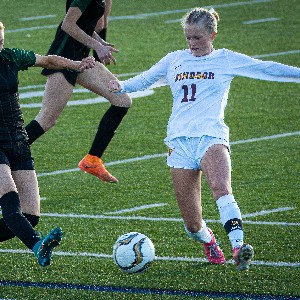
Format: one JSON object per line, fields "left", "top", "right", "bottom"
{"left": 33, "top": 227, "right": 63, "bottom": 267}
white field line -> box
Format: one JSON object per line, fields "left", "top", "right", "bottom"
{"left": 6, "top": 25, "right": 58, "bottom": 33}
{"left": 242, "top": 18, "right": 281, "bottom": 24}
{"left": 242, "top": 207, "right": 294, "bottom": 218}
{"left": 253, "top": 49, "right": 300, "bottom": 58}
{"left": 167, "top": 17, "right": 281, "bottom": 24}
{"left": 36, "top": 131, "right": 300, "bottom": 177}
{"left": 19, "top": 15, "right": 56, "bottom": 21}
{"left": 0, "top": 249, "right": 299, "bottom": 268}
{"left": 20, "top": 90, "right": 155, "bottom": 108}
{"left": 6, "top": 0, "right": 272, "bottom": 33}
{"left": 104, "top": 203, "right": 167, "bottom": 215}
{"left": 40, "top": 212, "right": 300, "bottom": 226}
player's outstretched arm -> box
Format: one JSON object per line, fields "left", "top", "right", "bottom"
{"left": 34, "top": 54, "right": 96, "bottom": 72}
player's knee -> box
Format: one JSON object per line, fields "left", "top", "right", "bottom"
{"left": 122, "top": 94, "right": 132, "bottom": 108}
{"left": 36, "top": 107, "right": 61, "bottom": 131}
{"left": 38, "top": 114, "right": 58, "bottom": 131}
{"left": 111, "top": 94, "right": 132, "bottom": 108}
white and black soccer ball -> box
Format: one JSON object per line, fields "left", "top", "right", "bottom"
{"left": 113, "top": 232, "right": 155, "bottom": 274}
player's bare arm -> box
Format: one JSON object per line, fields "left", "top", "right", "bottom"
{"left": 34, "top": 55, "right": 96, "bottom": 72}
{"left": 61, "top": 7, "right": 118, "bottom": 64}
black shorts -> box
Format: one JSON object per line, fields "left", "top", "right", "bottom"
{"left": 41, "top": 68, "right": 79, "bottom": 86}
{"left": 41, "top": 37, "right": 90, "bottom": 86}
{"left": 0, "top": 142, "right": 34, "bottom": 171}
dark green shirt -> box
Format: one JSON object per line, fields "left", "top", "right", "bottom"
{"left": 0, "top": 48, "right": 36, "bottom": 146}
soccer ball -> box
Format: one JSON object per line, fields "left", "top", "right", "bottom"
{"left": 113, "top": 232, "right": 155, "bottom": 274}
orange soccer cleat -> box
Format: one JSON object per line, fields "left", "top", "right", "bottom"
{"left": 78, "top": 154, "right": 118, "bottom": 183}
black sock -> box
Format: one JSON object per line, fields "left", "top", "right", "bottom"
{"left": 0, "top": 192, "right": 40, "bottom": 249}
{"left": 0, "top": 213, "right": 40, "bottom": 242}
{"left": 93, "top": 28, "right": 107, "bottom": 62}
{"left": 25, "top": 120, "right": 45, "bottom": 145}
{"left": 89, "top": 105, "right": 129, "bottom": 158}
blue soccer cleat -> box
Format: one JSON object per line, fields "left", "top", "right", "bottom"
{"left": 33, "top": 227, "right": 63, "bottom": 267}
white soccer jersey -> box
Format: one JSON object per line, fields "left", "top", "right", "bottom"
{"left": 119, "top": 48, "right": 300, "bottom": 142}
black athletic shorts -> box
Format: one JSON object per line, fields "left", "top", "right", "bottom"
{"left": 0, "top": 142, "right": 34, "bottom": 171}
{"left": 41, "top": 40, "right": 90, "bottom": 86}
{"left": 41, "top": 68, "right": 79, "bottom": 86}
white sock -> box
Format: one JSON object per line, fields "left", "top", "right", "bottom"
{"left": 217, "top": 194, "right": 244, "bottom": 249}
{"left": 184, "top": 219, "right": 212, "bottom": 244}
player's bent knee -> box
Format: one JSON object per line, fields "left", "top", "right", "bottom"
{"left": 111, "top": 93, "right": 132, "bottom": 108}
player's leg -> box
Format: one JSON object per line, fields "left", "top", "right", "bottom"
{"left": 0, "top": 170, "right": 40, "bottom": 242}
{"left": 0, "top": 149, "right": 62, "bottom": 267}
{"left": 170, "top": 168, "right": 225, "bottom": 264}
{"left": 12, "top": 169, "right": 40, "bottom": 215}
{"left": 0, "top": 148, "right": 39, "bottom": 241}
{"left": 13, "top": 169, "right": 63, "bottom": 267}
{"left": 25, "top": 73, "right": 74, "bottom": 144}
{"left": 0, "top": 164, "right": 40, "bottom": 249}
{"left": 201, "top": 144, "right": 254, "bottom": 271}
{"left": 0, "top": 144, "right": 40, "bottom": 239}
{"left": 77, "top": 62, "right": 132, "bottom": 182}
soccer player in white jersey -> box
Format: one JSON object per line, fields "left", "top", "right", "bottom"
{"left": 108, "top": 8, "right": 300, "bottom": 271}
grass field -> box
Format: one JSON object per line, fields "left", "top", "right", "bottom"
{"left": 0, "top": 0, "right": 300, "bottom": 299}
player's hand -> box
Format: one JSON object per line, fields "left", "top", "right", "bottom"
{"left": 95, "top": 44, "right": 118, "bottom": 65}
{"left": 108, "top": 80, "right": 121, "bottom": 93}
{"left": 79, "top": 56, "right": 96, "bottom": 72}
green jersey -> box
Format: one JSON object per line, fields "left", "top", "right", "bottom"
{"left": 0, "top": 48, "right": 36, "bottom": 146}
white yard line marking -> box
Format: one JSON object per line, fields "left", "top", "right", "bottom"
{"left": 18, "top": 72, "right": 140, "bottom": 92}
{"left": 0, "top": 249, "right": 298, "bottom": 268}
{"left": 253, "top": 49, "right": 300, "bottom": 58}
{"left": 6, "top": 25, "right": 58, "bottom": 33}
{"left": 111, "top": 0, "right": 272, "bottom": 21}
{"left": 36, "top": 131, "right": 300, "bottom": 177}
{"left": 104, "top": 203, "right": 167, "bottom": 215}
{"left": 230, "top": 131, "right": 300, "bottom": 145}
{"left": 19, "top": 15, "right": 56, "bottom": 21}
{"left": 39, "top": 213, "right": 300, "bottom": 226}
{"left": 242, "top": 18, "right": 281, "bottom": 24}
{"left": 20, "top": 90, "right": 155, "bottom": 108}
{"left": 242, "top": 207, "right": 294, "bottom": 218}
{"left": 7, "top": 0, "right": 272, "bottom": 33}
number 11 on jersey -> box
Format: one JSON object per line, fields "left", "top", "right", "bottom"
{"left": 181, "top": 84, "right": 196, "bottom": 102}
